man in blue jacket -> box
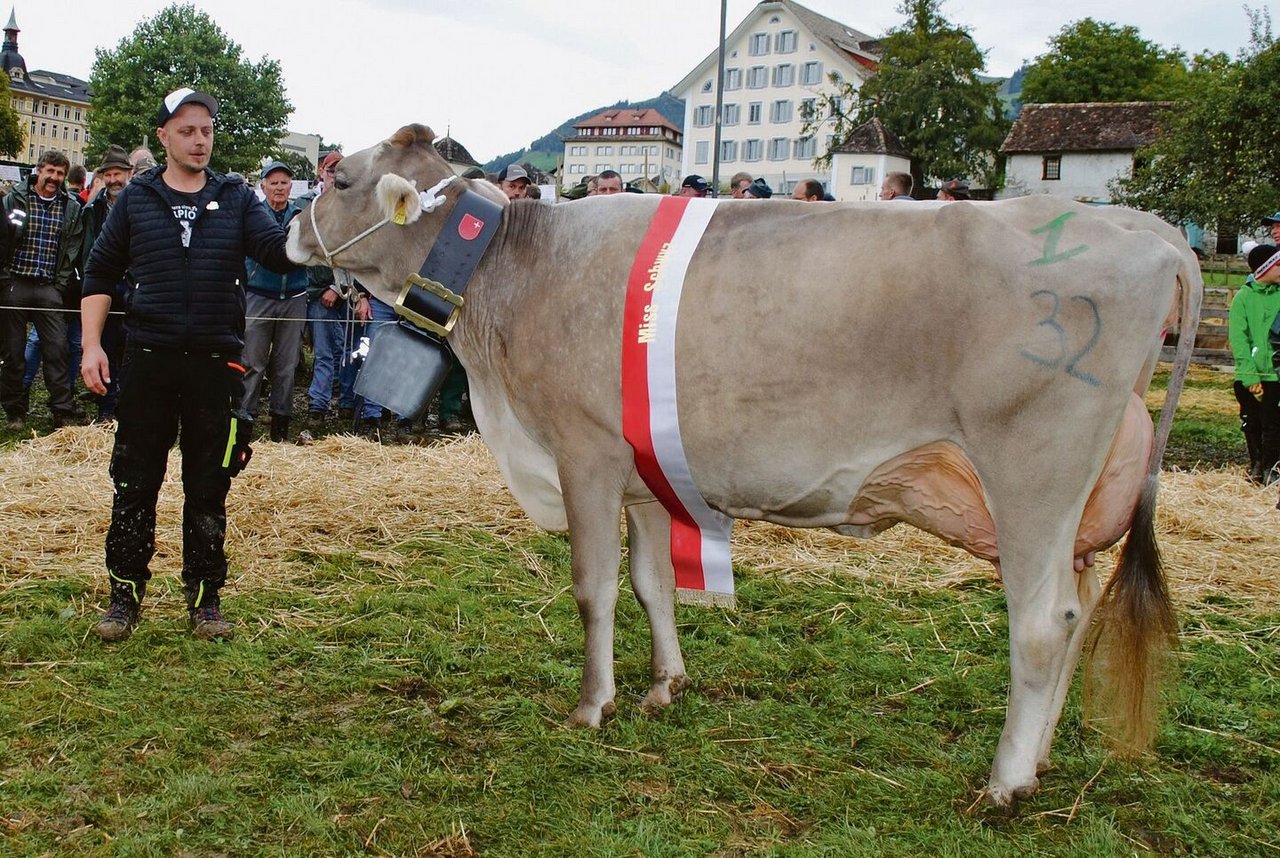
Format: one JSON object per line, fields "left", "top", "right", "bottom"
{"left": 241, "top": 160, "right": 307, "bottom": 441}
{"left": 80, "top": 87, "right": 298, "bottom": 642}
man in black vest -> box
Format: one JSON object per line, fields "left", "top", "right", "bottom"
{"left": 81, "top": 87, "right": 297, "bottom": 642}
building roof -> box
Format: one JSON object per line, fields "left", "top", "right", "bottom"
{"left": 1000, "top": 102, "right": 1173, "bottom": 154}
{"left": 434, "top": 135, "right": 480, "bottom": 168}
{"left": 780, "top": 0, "right": 881, "bottom": 70}
{"left": 829, "top": 116, "right": 910, "bottom": 158}
{"left": 0, "top": 10, "right": 90, "bottom": 104}
{"left": 9, "top": 68, "right": 90, "bottom": 104}
{"left": 574, "top": 107, "right": 679, "bottom": 133}
{"left": 672, "top": 0, "right": 880, "bottom": 94}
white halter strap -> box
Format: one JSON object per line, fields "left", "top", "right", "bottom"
{"left": 308, "top": 174, "right": 457, "bottom": 269}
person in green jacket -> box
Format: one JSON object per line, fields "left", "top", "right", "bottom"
{"left": 1230, "top": 243, "right": 1280, "bottom": 483}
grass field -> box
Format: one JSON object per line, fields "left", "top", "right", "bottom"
{"left": 2, "top": 367, "right": 1278, "bottom": 856}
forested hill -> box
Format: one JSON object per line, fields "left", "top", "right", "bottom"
{"left": 481, "top": 92, "right": 685, "bottom": 173}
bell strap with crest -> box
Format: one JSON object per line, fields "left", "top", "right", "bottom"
{"left": 394, "top": 188, "right": 503, "bottom": 338}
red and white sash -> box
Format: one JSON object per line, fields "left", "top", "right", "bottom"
{"left": 621, "top": 196, "right": 735, "bottom": 607}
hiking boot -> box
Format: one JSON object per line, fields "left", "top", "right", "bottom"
{"left": 439, "top": 414, "right": 465, "bottom": 435}
{"left": 186, "top": 582, "right": 234, "bottom": 640}
{"left": 269, "top": 414, "right": 290, "bottom": 443}
{"left": 358, "top": 417, "right": 382, "bottom": 441}
{"left": 52, "top": 410, "right": 87, "bottom": 429}
{"left": 189, "top": 602, "right": 234, "bottom": 640}
{"left": 95, "top": 578, "right": 145, "bottom": 642}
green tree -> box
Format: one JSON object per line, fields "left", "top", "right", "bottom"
{"left": 1112, "top": 22, "right": 1280, "bottom": 236}
{"left": 1021, "top": 19, "right": 1188, "bottom": 104}
{"left": 87, "top": 3, "right": 291, "bottom": 175}
{"left": 0, "top": 71, "right": 24, "bottom": 158}
{"left": 801, "top": 0, "right": 1008, "bottom": 189}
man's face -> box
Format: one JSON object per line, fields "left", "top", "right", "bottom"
{"left": 596, "top": 176, "right": 623, "bottom": 195}
{"left": 792, "top": 185, "right": 816, "bottom": 202}
{"left": 320, "top": 160, "right": 339, "bottom": 190}
{"left": 1259, "top": 264, "right": 1280, "bottom": 285}
{"left": 261, "top": 170, "right": 291, "bottom": 209}
{"left": 731, "top": 180, "right": 751, "bottom": 199}
{"left": 1269, "top": 222, "right": 1280, "bottom": 243}
{"left": 501, "top": 179, "right": 528, "bottom": 200}
{"left": 130, "top": 150, "right": 156, "bottom": 180}
{"left": 99, "top": 167, "right": 129, "bottom": 198}
{"left": 157, "top": 104, "right": 214, "bottom": 175}
{"left": 679, "top": 186, "right": 702, "bottom": 198}
{"left": 878, "top": 182, "right": 897, "bottom": 200}
{"left": 34, "top": 163, "right": 66, "bottom": 197}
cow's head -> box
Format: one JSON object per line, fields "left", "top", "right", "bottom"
{"left": 286, "top": 124, "right": 507, "bottom": 305}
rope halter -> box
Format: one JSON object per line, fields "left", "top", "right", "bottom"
{"left": 307, "top": 173, "right": 457, "bottom": 269}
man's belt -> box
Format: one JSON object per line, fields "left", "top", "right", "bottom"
{"left": 393, "top": 188, "right": 503, "bottom": 338}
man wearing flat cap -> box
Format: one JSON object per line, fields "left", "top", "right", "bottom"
{"left": 937, "top": 179, "right": 970, "bottom": 202}
{"left": 81, "top": 87, "right": 299, "bottom": 643}
{"left": 240, "top": 160, "right": 308, "bottom": 443}
{"left": 80, "top": 144, "right": 133, "bottom": 420}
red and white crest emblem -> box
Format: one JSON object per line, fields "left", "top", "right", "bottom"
{"left": 458, "top": 213, "right": 485, "bottom": 241}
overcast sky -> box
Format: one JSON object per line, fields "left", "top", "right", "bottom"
{"left": 8, "top": 0, "right": 1267, "bottom": 162}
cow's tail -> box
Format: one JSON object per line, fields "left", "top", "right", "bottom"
{"left": 1084, "top": 243, "right": 1200, "bottom": 753}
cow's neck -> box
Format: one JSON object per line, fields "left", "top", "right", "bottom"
{"left": 450, "top": 200, "right": 553, "bottom": 361}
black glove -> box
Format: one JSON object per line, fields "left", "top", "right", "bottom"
{"left": 224, "top": 412, "right": 254, "bottom": 477}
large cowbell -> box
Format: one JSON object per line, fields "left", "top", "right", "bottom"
{"left": 353, "top": 321, "right": 452, "bottom": 419}
{"left": 351, "top": 186, "right": 502, "bottom": 419}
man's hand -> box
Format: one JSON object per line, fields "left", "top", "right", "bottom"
{"left": 354, "top": 293, "right": 372, "bottom": 322}
{"left": 321, "top": 287, "right": 339, "bottom": 309}
{"left": 81, "top": 344, "right": 110, "bottom": 395}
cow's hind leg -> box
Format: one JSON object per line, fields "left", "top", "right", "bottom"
{"left": 625, "top": 502, "right": 690, "bottom": 711}
{"left": 562, "top": 470, "right": 625, "bottom": 728}
{"left": 987, "top": 521, "right": 1086, "bottom": 806}
{"left": 1033, "top": 564, "right": 1103, "bottom": 774}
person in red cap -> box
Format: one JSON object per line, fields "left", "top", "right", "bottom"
{"left": 1229, "top": 243, "right": 1280, "bottom": 483}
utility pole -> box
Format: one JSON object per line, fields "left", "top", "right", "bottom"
{"left": 710, "top": 0, "right": 727, "bottom": 196}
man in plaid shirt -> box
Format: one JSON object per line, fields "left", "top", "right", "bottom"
{"left": 0, "top": 148, "right": 86, "bottom": 429}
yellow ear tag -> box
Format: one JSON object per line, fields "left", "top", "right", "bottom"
{"left": 392, "top": 200, "right": 408, "bottom": 225}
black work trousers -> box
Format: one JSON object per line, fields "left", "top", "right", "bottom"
{"left": 0, "top": 275, "right": 76, "bottom": 419}
{"left": 105, "top": 346, "right": 243, "bottom": 591}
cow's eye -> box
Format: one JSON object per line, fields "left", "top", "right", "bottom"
{"left": 333, "top": 176, "right": 350, "bottom": 190}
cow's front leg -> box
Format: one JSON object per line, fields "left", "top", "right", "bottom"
{"left": 562, "top": 474, "right": 625, "bottom": 728}
{"left": 625, "top": 502, "right": 690, "bottom": 711}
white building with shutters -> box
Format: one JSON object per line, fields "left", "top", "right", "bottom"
{"left": 671, "top": 0, "right": 881, "bottom": 196}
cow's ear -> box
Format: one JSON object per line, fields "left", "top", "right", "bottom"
{"left": 389, "top": 124, "right": 435, "bottom": 149}
{"left": 376, "top": 173, "right": 423, "bottom": 226}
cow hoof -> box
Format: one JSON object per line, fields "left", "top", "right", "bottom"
{"left": 640, "top": 674, "right": 692, "bottom": 712}
{"left": 566, "top": 700, "right": 615, "bottom": 728}
{"left": 984, "top": 776, "right": 1039, "bottom": 807}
